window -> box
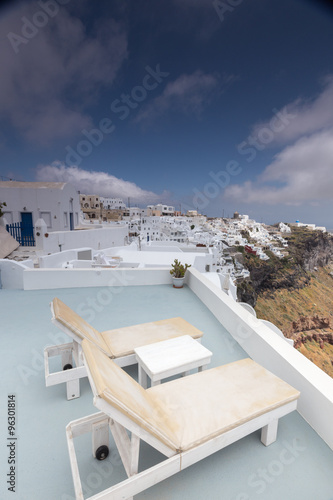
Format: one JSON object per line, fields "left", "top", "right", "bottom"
{"left": 64, "top": 212, "right": 68, "bottom": 227}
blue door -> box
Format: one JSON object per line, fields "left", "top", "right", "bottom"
{"left": 20, "top": 212, "right": 35, "bottom": 246}
{"left": 69, "top": 212, "right": 74, "bottom": 230}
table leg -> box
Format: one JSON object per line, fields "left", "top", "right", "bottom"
{"left": 138, "top": 365, "right": 148, "bottom": 389}
{"left": 151, "top": 379, "right": 161, "bottom": 387}
{"left": 198, "top": 364, "right": 208, "bottom": 372}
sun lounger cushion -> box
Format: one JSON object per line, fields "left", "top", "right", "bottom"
{"left": 101, "top": 317, "right": 203, "bottom": 358}
{"left": 82, "top": 338, "right": 178, "bottom": 449}
{"left": 53, "top": 298, "right": 110, "bottom": 354}
{"left": 53, "top": 298, "right": 203, "bottom": 359}
{"left": 82, "top": 340, "right": 300, "bottom": 453}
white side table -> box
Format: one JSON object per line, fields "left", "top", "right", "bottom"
{"left": 134, "top": 335, "right": 212, "bottom": 389}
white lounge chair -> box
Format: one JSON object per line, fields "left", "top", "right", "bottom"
{"left": 65, "top": 339, "right": 300, "bottom": 500}
{"left": 44, "top": 298, "right": 203, "bottom": 400}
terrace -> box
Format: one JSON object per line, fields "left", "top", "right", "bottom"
{"left": 0, "top": 266, "right": 333, "bottom": 500}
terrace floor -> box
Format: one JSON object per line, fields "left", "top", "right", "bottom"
{"left": 0, "top": 284, "right": 333, "bottom": 500}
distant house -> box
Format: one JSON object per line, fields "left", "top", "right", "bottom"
{"left": 147, "top": 204, "right": 175, "bottom": 216}
{"left": 0, "top": 181, "right": 80, "bottom": 234}
{"left": 80, "top": 194, "right": 101, "bottom": 220}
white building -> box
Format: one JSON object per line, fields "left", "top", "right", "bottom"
{"left": 100, "top": 197, "right": 126, "bottom": 210}
{"left": 294, "top": 221, "right": 326, "bottom": 232}
{"left": 147, "top": 204, "right": 175, "bottom": 215}
{"left": 0, "top": 181, "right": 80, "bottom": 232}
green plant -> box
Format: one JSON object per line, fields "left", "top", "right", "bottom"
{"left": 169, "top": 259, "right": 191, "bottom": 278}
{"left": 0, "top": 201, "right": 7, "bottom": 218}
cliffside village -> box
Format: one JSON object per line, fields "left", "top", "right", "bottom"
{"left": 0, "top": 181, "right": 327, "bottom": 298}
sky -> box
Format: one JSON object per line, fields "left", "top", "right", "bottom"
{"left": 1, "top": 0, "right": 333, "bottom": 226}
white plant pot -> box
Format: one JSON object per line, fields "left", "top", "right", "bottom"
{"left": 172, "top": 277, "right": 184, "bottom": 288}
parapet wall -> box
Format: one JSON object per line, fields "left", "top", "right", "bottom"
{"left": 23, "top": 267, "right": 173, "bottom": 290}
{"left": 186, "top": 267, "right": 333, "bottom": 451}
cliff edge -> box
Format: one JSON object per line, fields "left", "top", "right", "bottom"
{"left": 237, "top": 227, "right": 333, "bottom": 377}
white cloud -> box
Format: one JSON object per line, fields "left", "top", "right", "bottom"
{"left": 36, "top": 163, "right": 170, "bottom": 203}
{"left": 225, "top": 128, "right": 333, "bottom": 205}
{"left": 250, "top": 75, "right": 333, "bottom": 145}
{"left": 135, "top": 70, "right": 223, "bottom": 123}
{"left": 0, "top": 3, "right": 127, "bottom": 145}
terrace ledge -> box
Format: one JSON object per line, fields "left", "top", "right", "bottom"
{"left": 186, "top": 267, "right": 333, "bottom": 451}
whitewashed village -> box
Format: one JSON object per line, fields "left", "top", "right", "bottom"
{"left": 0, "top": 180, "right": 326, "bottom": 305}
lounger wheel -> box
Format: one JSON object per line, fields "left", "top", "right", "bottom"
{"left": 95, "top": 445, "right": 109, "bottom": 461}
{"left": 63, "top": 363, "right": 73, "bottom": 370}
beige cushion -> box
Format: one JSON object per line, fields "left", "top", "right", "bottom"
{"left": 101, "top": 317, "right": 203, "bottom": 358}
{"left": 82, "top": 340, "right": 300, "bottom": 453}
{"left": 148, "top": 358, "right": 300, "bottom": 451}
{"left": 82, "top": 339, "right": 179, "bottom": 450}
{"left": 53, "top": 298, "right": 203, "bottom": 359}
{"left": 52, "top": 298, "right": 111, "bottom": 355}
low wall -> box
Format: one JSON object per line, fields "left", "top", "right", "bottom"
{"left": 0, "top": 259, "right": 33, "bottom": 289}
{"left": 36, "top": 225, "right": 128, "bottom": 253}
{"left": 23, "top": 267, "right": 173, "bottom": 290}
{"left": 186, "top": 267, "right": 333, "bottom": 450}
{"left": 38, "top": 248, "right": 93, "bottom": 268}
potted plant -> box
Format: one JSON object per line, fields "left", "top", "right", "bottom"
{"left": 170, "top": 259, "right": 191, "bottom": 288}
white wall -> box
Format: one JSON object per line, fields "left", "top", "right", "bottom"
{"left": 38, "top": 248, "right": 93, "bottom": 268}
{"left": 0, "top": 259, "right": 33, "bottom": 289}
{"left": 36, "top": 225, "right": 128, "bottom": 253}
{"left": 186, "top": 267, "right": 333, "bottom": 451}
{"left": 23, "top": 267, "right": 172, "bottom": 290}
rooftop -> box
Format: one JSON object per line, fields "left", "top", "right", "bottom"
{"left": 0, "top": 272, "right": 333, "bottom": 500}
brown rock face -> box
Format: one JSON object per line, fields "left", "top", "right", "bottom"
{"left": 287, "top": 315, "right": 333, "bottom": 349}
{"left": 290, "top": 315, "right": 332, "bottom": 334}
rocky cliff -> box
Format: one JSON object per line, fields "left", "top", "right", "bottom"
{"left": 287, "top": 228, "right": 333, "bottom": 271}
{"left": 237, "top": 228, "right": 333, "bottom": 377}
{"left": 237, "top": 228, "right": 333, "bottom": 306}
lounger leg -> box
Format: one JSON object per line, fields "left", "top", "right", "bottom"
{"left": 130, "top": 433, "right": 140, "bottom": 476}
{"left": 92, "top": 418, "right": 110, "bottom": 458}
{"left": 63, "top": 342, "right": 81, "bottom": 400}
{"left": 62, "top": 348, "right": 73, "bottom": 369}
{"left": 110, "top": 420, "right": 141, "bottom": 479}
{"left": 66, "top": 379, "right": 80, "bottom": 400}
{"left": 72, "top": 340, "right": 82, "bottom": 368}
{"left": 261, "top": 419, "right": 278, "bottom": 446}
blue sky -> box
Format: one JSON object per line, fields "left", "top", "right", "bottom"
{"left": 1, "top": 0, "right": 333, "bottom": 226}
